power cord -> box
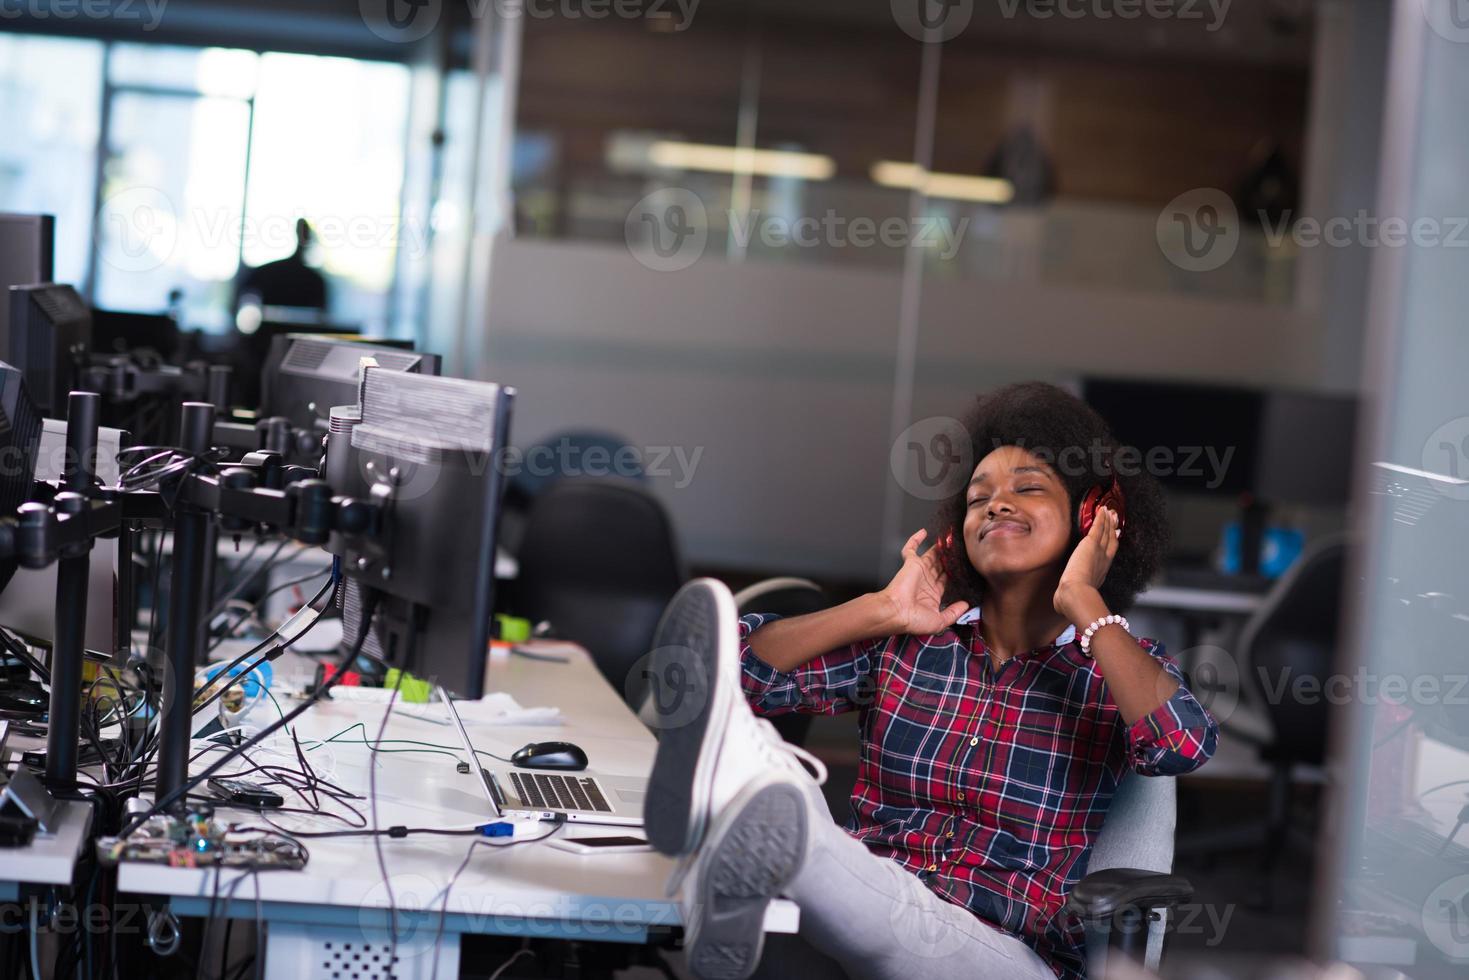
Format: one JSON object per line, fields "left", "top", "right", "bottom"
{"left": 117, "top": 588, "right": 382, "bottom": 838}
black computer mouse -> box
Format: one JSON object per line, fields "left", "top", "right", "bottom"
{"left": 511, "top": 741, "right": 589, "bottom": 771}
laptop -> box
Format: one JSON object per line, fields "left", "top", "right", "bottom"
{"left": 439, "top": 688, "right": 646, "bottom": 828}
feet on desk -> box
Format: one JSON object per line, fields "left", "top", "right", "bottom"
{"left": 644, "top": 579, "right": 827, "bottom": 857}
{"left": 674, "top": 777, "right": 810, "bottom": 980}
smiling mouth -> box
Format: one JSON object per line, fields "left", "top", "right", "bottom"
{"left": 981, "top": 520, "right": 1028, "bottom": 539}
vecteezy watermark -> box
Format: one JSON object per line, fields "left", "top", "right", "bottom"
{"left": 0, "top": 0, "right": 168, "bottom": 31}
{"left": 729, "top": 210, "right": 969, "bottom": 261}
{"left": 995, "top": 0, "right": 1230, "bottom": 31}
{"left": 892, "top": 0, "right": 1228, "bottom": 43}
{"left": 1422, "top": 416, "right": 1469, "bottom": 500}
{"left": 1421, "top": 874, "right": 1469, "bottom": 959}
{"left": 1259, "top": 211, "right": 1469, "bottom": 250}
{"left": 359, "top": 0, "right": 699, "bottom": 44}
{"left": 625, "top": 188, "right": 709, "bottom": 272}
{"left": 96, "top": 186, "right": 180, "bottom": 275}
{"left": 349, "top": 431, "right": 704, "bottom": 505}
{"left": 95, "top": 187, "right": 434, "bottom": 274}
{"left": 891, "top": 416, "right": 975, "bottom": 502}
{"left": 356, "top": 878, "right": 665, "bottom": 955}
{"left": 891, "top": 0, "right": 976, "bottom": 42}
{"left": 1158, "top": 187, "right": 1469, "bottom": 272}
{"left": 624, "top": 188, "right": 970, "bottom": 273}
{"left": 888, "top": 420, "right": 1240, "bottom": 502}
{"left": 1420, "top": 0, "right": 1469, "bottom": 44}
{"left": 1156, "top": 188, "right": 1240, "bottom": 273}
{"left": 626, "top": 643, "right": 715, "bottom": 732}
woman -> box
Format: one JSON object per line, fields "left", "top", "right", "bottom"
{"left": 644, "top": 381, "right": 1218, "bottom": 980}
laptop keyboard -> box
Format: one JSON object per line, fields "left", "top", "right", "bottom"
{"left": 509, "top": 771, "right": 613, "bottom": 813}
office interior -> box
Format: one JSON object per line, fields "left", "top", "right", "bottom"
{"left": 0, "top": 0, "right": 1466, "bottom": 978}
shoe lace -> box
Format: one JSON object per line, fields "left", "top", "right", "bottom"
{"left": 752, "top": 718, "right": 828, "bottom": 785}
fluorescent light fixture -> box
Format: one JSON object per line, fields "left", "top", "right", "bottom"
{"left": 871, "top": 161, "right": 1015, "bottom": 205}
{"left": 647, "top": 141, "right": 836, "bottom": 180}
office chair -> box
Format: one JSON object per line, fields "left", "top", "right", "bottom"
{"left": 1176, "top": 535, "right": 1348, "bottom": 903}
{"left": 512, "top": 479, "right": 685, "bottom": 704}
{"left": 1067, "top": 773, "right": 1193, "bottom": 973}
{"left": 499, "top": 429, "right": 643, "bottom": 555}
{"left": 731, "top": 578, "right": 830, "bottom": 748}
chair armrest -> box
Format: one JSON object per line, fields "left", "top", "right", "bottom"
{"left": 1064, "top": 868, "right": 1194, "bottom": 922}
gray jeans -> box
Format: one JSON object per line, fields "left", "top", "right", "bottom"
{"left": 756, "top": 786, "right": 1057, "bottom": 980}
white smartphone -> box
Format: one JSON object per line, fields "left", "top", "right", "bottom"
{"left": 546, "top": 834, "right": 652, "bottom": 855}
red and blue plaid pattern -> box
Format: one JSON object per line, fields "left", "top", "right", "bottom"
{"left": 738, "top": 614, "right": 1217, "bottom": 978}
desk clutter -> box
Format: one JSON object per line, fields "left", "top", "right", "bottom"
{"left": 0, "top": 263, "right": 756, "bottom": 980}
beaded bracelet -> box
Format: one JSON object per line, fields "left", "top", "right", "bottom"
{"left": 1080, "top": 614, "right": 1130, "bottom": 657}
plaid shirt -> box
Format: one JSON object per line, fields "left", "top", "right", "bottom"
{"left": 739, "top": 610, "right": 1217, "bottom": 978}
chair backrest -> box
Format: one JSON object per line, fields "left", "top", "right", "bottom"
{"left": 1088, "top": 772, "right": 1176, "bottom": 875}
{"left": 1239, "top": 535, "right": 1349, "bottom": 767}
{"left": 728, "top": 578, "right": 831, "bottom": 748}
{"left": 731, "top": 577, "right": 828, "bottom": 619}
{"left": 514, "top": 479, "right": 685, "bottom": 703}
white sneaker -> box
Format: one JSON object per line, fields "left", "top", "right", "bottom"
{"left": 643, "top": 579, "right": 828, "bottom": 857}
{"left": 672, "top": 776, "right": 810, "bottom": 980}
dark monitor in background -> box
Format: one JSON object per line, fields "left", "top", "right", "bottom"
{"left": 91, "top": 309, "right": 182, "bottom": 360}
{"left": 1256, "top": 390, "right": 1359, "bottom": 506}
{"left": 0, "top": 419, "right": 126, "bottom": 658}
{"left": 262, "top": 333, "right": 440, "bottom": 435}
{"left": 7, "top": 285, "right": 91, "bottom": 419}
{"left": 0, "top": 213, "right": 55, "bottom": 362}
{"left": 231, "top": 319, "right": 362, "bottom": 409}
{"left": 332, "top": 368, "right": 515, "bottom": 699}
{"left": 1082, "top": 377, "right": 1263, "bottom": 495}
{"left": 0, "top": 361, "right": 42, "bottom": 598}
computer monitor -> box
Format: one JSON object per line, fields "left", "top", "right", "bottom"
{"left": 330, "top": 368, "right": 515, "bottom": 699}
{"left": 91, "top": 309, "right": 181, "bottom": 360}
{"left": 261, "top": 334, "right": 440, "bottom": 436}
{"left": 0, "top": 418, "right": 124, "bottom": 658}
{"left": 0, "top": 361, "right": 42, "bottom": 598}
{"left": 1256, "top": 391, "right": 1359, "bottom": 506}
{"left": 0, "top": 213, "right": 55, "bottom": 366}
{"left": 7, "top": 284, "right": 91, "bottom": 419}
{"left": 1082, "top": 377, "right": 1263, "bottom": 495}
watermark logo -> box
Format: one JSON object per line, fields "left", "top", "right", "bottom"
{"left": 96, "top": 186, "right": 178, "bottom": 274}
{"left": 357, "top": 872, "right": 438, "bottom": 954}
{"left": 891, "top": 416, "right": 974, "bottom": 501}
{"left": 359, "top": 0, "right": 442, "bottom": 43}
{"left": 629, "top": 644, "right": 713, "bottom": 732}
{"left": 1422, "top": 417, "right": 1469, "bottom": 499}
{"left": 1422, "top": 874, "right": 1469, "bottom": 959}
{"left": 1156, "top": 188, "right": 1239, "bottom": 272}
{"left": 1177, "top": 645, "right": 1241, "bottom": 725}
{"left": 1421, "top": 0, "right": 1469, "bottom": 44}
{"left": 730, "top": 210, "right": 969, "bottom": 260}
{"left": 891, "top": 0, "right": 975, "bottom": 42}
{"left": 994, "top": 0, "right": 1231, "bottom": 31}
{"left": 626, "top": 188, "right": 708, "bottom": 272}
{"left": 888, "top": 892, "right": 973, "bottom": 959}
{"left": 0, "top": 0, "right": 169, "bottom": 31}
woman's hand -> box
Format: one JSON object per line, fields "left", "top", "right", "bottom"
{"left": 877, "top": 529, "right": 971, "bottom": 636}
{"left": 1053, "top": 506, "right": 1121, "bottom": 626}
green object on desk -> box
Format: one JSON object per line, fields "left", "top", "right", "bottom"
{"left": 496, "top": 614, "right": 531, "bottom": 644}
{"left": 383, "top": 668, "right": 432, "bottom": 703}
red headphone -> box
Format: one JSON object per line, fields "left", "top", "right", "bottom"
{"left": 1077, "top": 464, "right": 1127, "bottom": 536}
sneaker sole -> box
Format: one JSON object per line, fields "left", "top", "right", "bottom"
{"left": 686, "top": 781, "right": 808, "bottom": 980}
{"left": 644, "top": 580, "right": 737, "bottom": 856}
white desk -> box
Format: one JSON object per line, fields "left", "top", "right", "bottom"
{"left": 118, "top": 641, "right": 796, "bottom": 979}
{"left": 0, "top": 798, "right": 94, "bottom": 902}
{"left": 1133, "top": 584, "right": 1265, "bottom": 616}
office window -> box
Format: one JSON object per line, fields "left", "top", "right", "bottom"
{"left": 0, "top": 34, "right": 104, "bottom": 287}
{"left": 242, "top": 53, "right": 412, "bottom": 332}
